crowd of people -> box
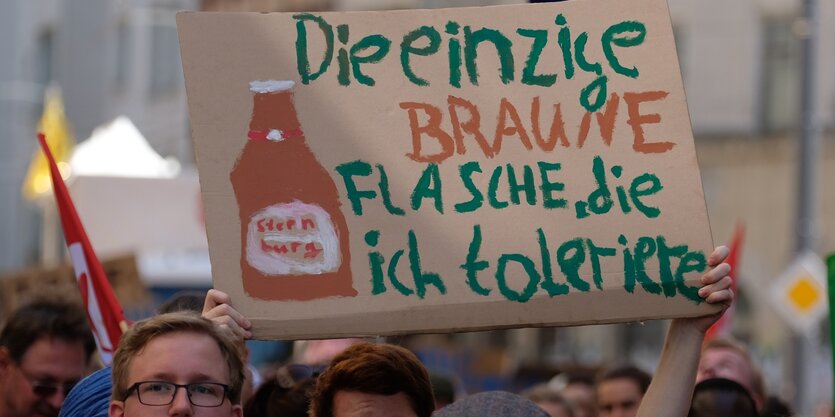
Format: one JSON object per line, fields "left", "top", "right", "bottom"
{"left": 0, "top": 246, "right": 793, "bottom": 417}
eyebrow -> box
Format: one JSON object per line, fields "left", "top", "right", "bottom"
{"left": 146, "top": 373, "right": 224, "bottom": 383}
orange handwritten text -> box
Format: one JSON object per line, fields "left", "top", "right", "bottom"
{"left": 400, "top": 91, "right": 674, "bottom": 163}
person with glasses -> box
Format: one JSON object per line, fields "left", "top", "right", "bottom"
{"left": 108, "top": 311, "right": 245, "bottom": 417}
{"left": 0, "top": 295, "right": 96, "bottom": 417}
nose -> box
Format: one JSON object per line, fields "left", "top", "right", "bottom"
{"left": 169, "top": 387, "right": 194, "bottom": 417}
{"left": 44, "top": 389, "right": 66, "bottom": 410}
{"left": 700, "top": 366, "right": 716, "bottom": 379}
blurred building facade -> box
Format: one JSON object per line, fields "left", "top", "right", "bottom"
{"left": 0, "top": 0, "right": 196, "bottom": 272}
{"left": 1, "top": 0, "right": 833, "bottom": 409}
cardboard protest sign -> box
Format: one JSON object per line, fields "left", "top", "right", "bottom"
{"left": 177, "top": 0, "right": 717, "bottom": 340}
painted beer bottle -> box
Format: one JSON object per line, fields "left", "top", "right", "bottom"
{"left": 230, "top": 80, "right": 357, "bottom": 300}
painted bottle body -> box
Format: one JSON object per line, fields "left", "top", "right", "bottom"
{"left": 230, "top": 80, "right": 356, "bottom": 300}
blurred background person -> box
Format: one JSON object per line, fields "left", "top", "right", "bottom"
{"left": 244, "top": 364, "right": 320, "bottom": 417}
{"left": 595, "top": 365, "right": 651, "bottom": 417}
{"left": 523, "top": 384, "right": 575, "bottom": 417}
{"left": 696, "top": 338, "right": 766, "bottom": 412}
{"left": 430, "top": 373, "right": 457, "bottom": 410}
{"left": 550, "top": 372, "right": 597, "bottom": 417}
{"left": 0, "top": 295, "right": 96, "bottom": 417}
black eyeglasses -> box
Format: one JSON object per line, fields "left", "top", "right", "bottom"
{"left": 123, "top": 381, "right": 230, "bottom": 407}
{"left": 18, "top": 367, "right": 77, "bottom": 398}
{"left": 26, "top": 379, "right": 77, "bottom": 398}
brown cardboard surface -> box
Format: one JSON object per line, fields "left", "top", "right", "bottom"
{"left": 177, "top": 0, "right": 717, "bottom": 340}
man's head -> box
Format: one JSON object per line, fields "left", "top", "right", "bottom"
{"left": 108, "top": 312, "right": 245, "bottom": 417}
{"left": 0, "top": 296, "right": 95, "bottom": 417}
{"left": 310, "top": 342, "right": 434, "bottom": 417}
{"left": 556, "top": 374, "right": 596, "bottom": 417}
{"left": 596, "top": 366, "right": 651, "bottom": 417}
{"left": 696, "top": 339, "right": 765, "bottom": 410}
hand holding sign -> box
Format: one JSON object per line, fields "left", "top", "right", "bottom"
{"left": 637, "top": 246, "right": 734, "bottom": 417}
{"left": 203, "top": 288, "right": 253, "bottom": 340}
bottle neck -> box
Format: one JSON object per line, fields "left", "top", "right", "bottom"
{"left": 248, "top": 91, "right": 304, "bottom": 142}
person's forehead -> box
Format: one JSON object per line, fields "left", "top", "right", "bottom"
{"left": 127, "top": 331, "right": 229, "bottom": 382}
{"left": 703, "top": 347, "right": 749, "bottom": 366}
{"left": 598, "top": 378, "right": 642, "bottom": 397}
{"left": 563, "top": 383, "right": 595, "bottom": 397}
{"left": 19, "top": 336, "right": 87, "bottom": 380}
{"left": 333, "top": 390, "right": 418, "bottom": 417}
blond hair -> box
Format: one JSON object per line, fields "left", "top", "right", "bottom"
{"left": 702, "top": 338, "right": 766, "bottom": 401}
{"left": 111, "top": 311, "right": 245, "bottom": 404}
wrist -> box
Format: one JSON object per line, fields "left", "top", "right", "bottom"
{"left": 669, "top": 317, "right": 708, "bottom": 341}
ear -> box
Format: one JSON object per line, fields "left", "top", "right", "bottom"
{"left": 231, "top": 404, "right": 243, "bottom": 417}
{"left": 0, "top": 347, "right": 12, "bottom": 376}
{"left": 109, "top": 400, "right": 126, "bottom": 417}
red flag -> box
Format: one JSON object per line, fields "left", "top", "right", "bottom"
{"left": 705, "top": 223, "right": 745, "bottom": 341}
{"left": 38, "top": 132, "right": 127, "bottom": 365}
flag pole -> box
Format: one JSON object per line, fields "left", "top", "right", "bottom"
{"left": 827, "top": 253, "right": 835, "bottom": 417}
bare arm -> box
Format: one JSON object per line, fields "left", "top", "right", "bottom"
{"left": 636, "top": 246, "right": 734, "bottom": 417}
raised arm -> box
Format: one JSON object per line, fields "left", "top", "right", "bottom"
{"left": 636, "top": 246, "right": 734, "bottom": 417}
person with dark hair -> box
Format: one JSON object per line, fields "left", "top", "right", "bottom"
{"left": 309, "top": 342, "right": 435, "bottom": 417}
{"left": 108, "top": 311, "right": 245, "bottom": 417}
{"left": 688, "top": 378, "right": 759, "bottom": 417}
{"left": 244, "top": 364, "right": 321, "bottom": 417}
{"left": 0, "top": 296, "right": 96, "bottom": 417}
{"left": 760, "top": 396, "right": 792, "bottom": 417}
{"left": 429, "top": 373, "right": 456, "bottom": 410}
{"left": 553, "top": 373, "right": 596, "bottom": 417}
{"left": 596, "top": 366, "right": 651, "bottom": 417}
{"left": 157, "top": 291, "right": 207, "bottom": 315}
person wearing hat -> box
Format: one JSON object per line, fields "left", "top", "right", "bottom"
{"left": 58, "top": 368, "right": 112, "bottom": 417}
{"left": 436, "top": 391, "right": 551, "bottom": 417}
{"left": 689, "top": 378, "right": 759, "bottom": 417}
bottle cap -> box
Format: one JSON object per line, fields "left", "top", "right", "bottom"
{"left": 250, "top": 80, "right": 295, "bottom": 93}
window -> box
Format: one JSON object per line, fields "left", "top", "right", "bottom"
{"left": 114, "top": 19, "right": 131, "bottom": 91}
{"left": 759, "top": 17, "right": 800, "bottom": 133}
{"left": 149, "top": 10, "right": 182, "bottom": 97}
{"left": 36, "top": 29, "right": 54, "bottom": 88}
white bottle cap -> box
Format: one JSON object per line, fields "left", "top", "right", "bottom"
{"left": 249, "top": 80, "right": 295, "bottom": 93}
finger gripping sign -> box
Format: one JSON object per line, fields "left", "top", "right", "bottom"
{"left": 177, "top": 0, "right": 718, "bottom": 340}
